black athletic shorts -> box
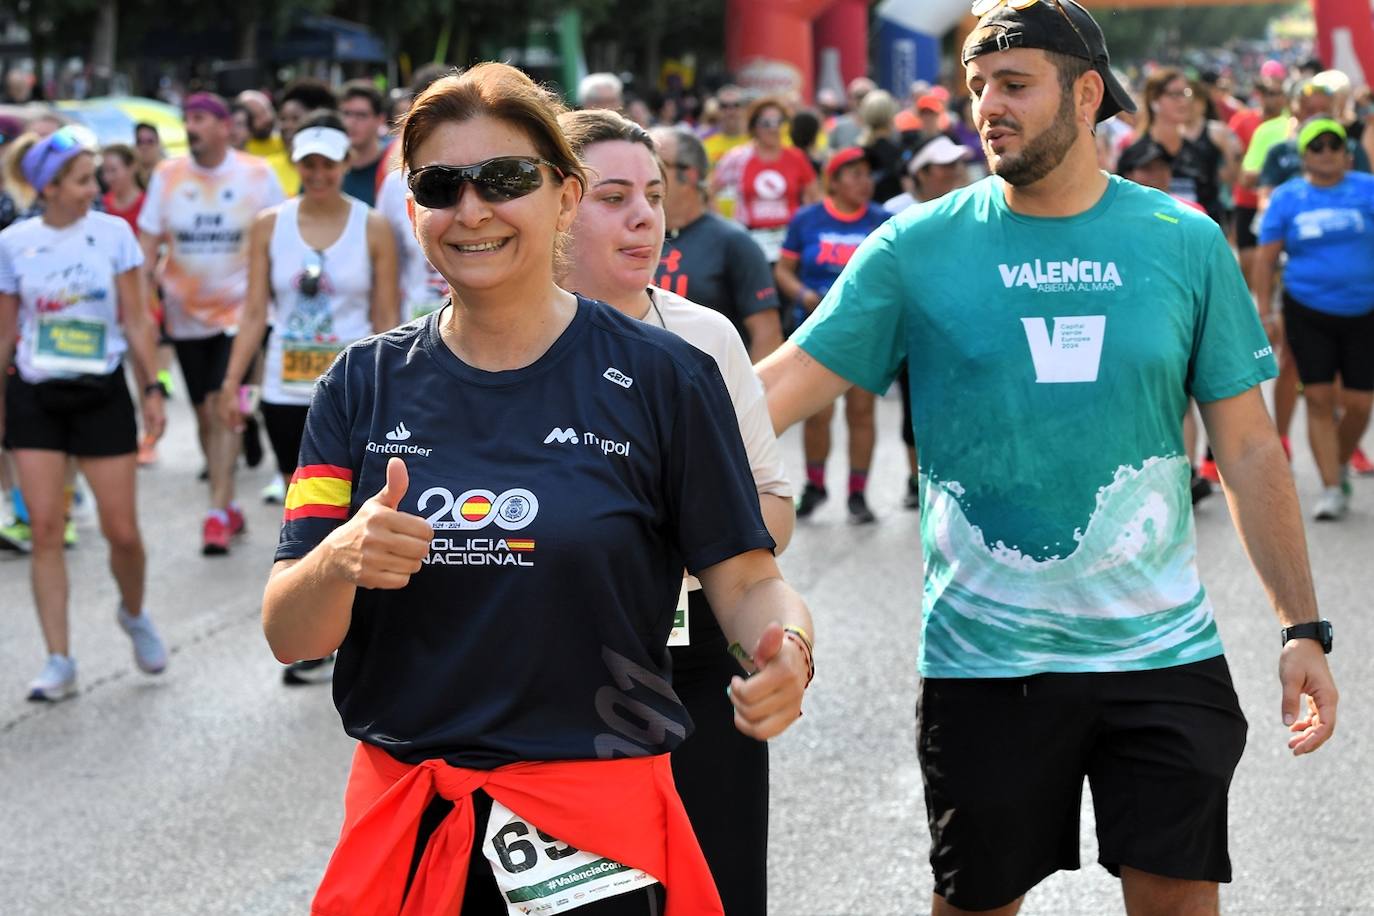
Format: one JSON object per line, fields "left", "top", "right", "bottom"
{"left": 409, "top": 789, "right": 668, "bottom": 915}
{"left": 4, "top": 367, "right": 137, "bottom": 456}
{"left": 172, "top": 333, "right": 234, "bottom": 406}
{"left": 1234, "top": 205, "right": 1259, "bottom": 250}
{"left": 261, "top": 401, "right": 310, "bottom": 478}
{"left": 1282, "top": 292, "right": 1374, "bottom": 391}
{"left": 669, "top": 588, "right": 768, "bottom": 916}
{"left": 917, "top": 656, "right": 1247, "bottom": 912}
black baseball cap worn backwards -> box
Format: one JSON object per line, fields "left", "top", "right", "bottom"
{"left": 961, "top": 0, "right": 1136, "bottom": 123}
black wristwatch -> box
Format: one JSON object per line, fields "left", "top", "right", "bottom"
{"left": 143, "top": 381, "right": 166, "bottom": 398}
{"left": 1281, "top": 620, "right": 1333, "bottom": 654}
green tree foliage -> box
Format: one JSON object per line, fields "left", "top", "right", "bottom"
{"left": 1093, "top": 3, "right": 1308, "bottom": 65}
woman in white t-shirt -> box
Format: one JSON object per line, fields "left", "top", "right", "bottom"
{"left": 0, "top": 127, "right": 169, "bottom": 701}
{"left": 217, "top": 111, "right": 398, "bottom": 685}
{"left": 377, "top": 167, "right": 451, "bottom": 323}
{"left": 557, "top": 107, "right": 797, "bottom": 916}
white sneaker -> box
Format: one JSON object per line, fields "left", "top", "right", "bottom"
{"left": 117, "top": 605, "right": 168, "bottom": 674}
{"left": 27, "top": 654, "right": 77, "bottom": 702}
{"left": 261, "top": 473, "right": 286, "bottom": 504}
{"left": 1313, "top": 486, "right": 1348, "bottom": 521}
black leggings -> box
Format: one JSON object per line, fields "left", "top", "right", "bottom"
{"left": 408, "top": 790, "right": 667, "bottom": 914}
{"left": 260, "top": 401, "right": 311, "bottom": 478}
{"left": 669, "top": 589, "right": 769, "bottom": 916}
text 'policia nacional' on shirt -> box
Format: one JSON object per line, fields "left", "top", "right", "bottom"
{"left": 275, "top": 296, "right": 774, "bottom": 768}
{"left": 792, "top": 175, "right": 1277, "bottom": 679}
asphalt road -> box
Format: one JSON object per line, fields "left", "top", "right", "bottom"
{"left": 1, "top": 383, "right": 1371, "bottom": 915}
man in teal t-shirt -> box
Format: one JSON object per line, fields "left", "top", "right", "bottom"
{"left": 760, "top": 2, "right": 1338, "bottom": 914}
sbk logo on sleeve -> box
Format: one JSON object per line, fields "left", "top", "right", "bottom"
{"left": 1021, "top": 315, "right": 1107, "bottom": 384}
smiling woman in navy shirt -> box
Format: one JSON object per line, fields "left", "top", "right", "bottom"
{"left": 261, "top": 63, "right": 814, "bottom": 916}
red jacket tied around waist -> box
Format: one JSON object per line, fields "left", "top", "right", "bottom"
{"left": 312, "top": 742, "right": 724, "bottom": 916}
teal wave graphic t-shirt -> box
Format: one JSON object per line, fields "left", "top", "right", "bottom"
{"left": 792, "top": 175, "right": 1278, "bottom": 678}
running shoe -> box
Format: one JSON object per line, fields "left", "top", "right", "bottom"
{"left": 198, "top": 466, "right": 209, "bottom": 482}
{"left": 228, "top": 505, "right": 247, "bottom": 537}
{"left": 1313, "top": 486, "right": 1348, "bottom": 522}
{"left": 1280, "top": 436, "right": 1292, "bottom": 462}
{"left": 117, "top": 605, "right": 168, "bottom": 674}
{"left": 156, "top": 368, "right": 176, "bottom": 400}
{"left": 847, "top": 492, "right": 876, "bottom": 525}
{"left": 1190, "top": 473, "right": 1214, "bottom": 505}
{"left": 1352, "top": 448, "right": 1374, "bottom": 477}
{"left": 261, "top": 474, "right": 286, "bottom": 504}
{"left": 0, "top": 521, "right": 32, "bottom": 553}
{"left": 1199, "top": 458, "right": 1221, "bottom": 484}
{"left": 63, "top": 520, "right": 78, "bottom": 549}
{"left": 243, "top": 416, "right": 264, "bottom": 469}
{"left": 283, "top": 653, "right": 336, "bottom": 686}
{"left": 203, "top": 514, "right": 230, "bottom": 555}
{"left": 27, "top": 654, "right": 77, "bottom": 702}
{"left": 796, "top": 483, "right": 828, "bottom": 518}
{"left": 903, "top": 476, "right": 920, "bottom": 510}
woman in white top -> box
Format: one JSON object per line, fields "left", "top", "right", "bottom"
{"left": 218, "top": 111, "right": 398, "bottom": 683}
{"left": 0, "top": 126, "right": 168, "bottom": 701}
{"left": 556, "top": 107, "right": 796, "bottom": 916}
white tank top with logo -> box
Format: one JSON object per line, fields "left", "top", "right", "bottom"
{"left": 265, "top": 197, "right": 373, "bottom": 406}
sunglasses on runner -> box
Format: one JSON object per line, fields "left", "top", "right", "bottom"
{"left": 298, "top": 250, "right": 325, "bottom": 297}
{"left": 407, "top": 156, "right": 564, "bottom": 209}
{"left": 1305, "top": 136, "right": 1345, "bottom": 154}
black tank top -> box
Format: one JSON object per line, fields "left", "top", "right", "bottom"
{"left": 1165, "top": 126, "right": 1224, "bottom": 224}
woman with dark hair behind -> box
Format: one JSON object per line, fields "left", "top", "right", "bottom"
{"left": 558, "top": 106, "right": 796, "bottom": 916}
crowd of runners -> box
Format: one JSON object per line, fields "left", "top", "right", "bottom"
{"left": 0, "top": 0, "right": 1351, "bottom": 912}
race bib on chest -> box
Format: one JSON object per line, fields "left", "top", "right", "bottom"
{"left": 667, "top": 579, "right": 690, "bottom": 647}
{"left": 280, "top": 340, "right": 344, "bottom": 390}
{"left": 33, "top": 315, "right": 109, "bottom": 374}
{"left": 749, "top": 226, "right": 787, "bottom": 262}
{"left": 482, "top": 800, "right": 659, "bottom": 915}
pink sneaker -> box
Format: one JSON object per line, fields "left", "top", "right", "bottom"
{"left": 227, "top": 505, "right": 247, "bottom": 537}
{"left": 202, "top": 515, "right": 230, "bottom": 556}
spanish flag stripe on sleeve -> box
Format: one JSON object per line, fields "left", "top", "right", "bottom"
{"left": 283, "top": 504, "right": 351, "bottom": 522}
{"left": 284, "top": 465, "right": 353, "bottom": 517}
{"left": 292, "top": 463, "right": 354, "bottom": 483}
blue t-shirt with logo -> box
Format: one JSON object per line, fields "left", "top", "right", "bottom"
{"left": 275, "top": 296, "right": 773, "bottom": 767}
{"left": 780, "top": 199, "right": 890, "bottom": 299}
{"left": 792, "top": 175, "right": 1276, "bottom": 678}
{"left": 1259, "top": 172, "right": 1374, "bottom": 316}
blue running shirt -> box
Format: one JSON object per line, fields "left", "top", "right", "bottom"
{"left": 276, "top": 296, "right": 774, "bottom": 766}
{"left": 793, "top": 176, "right": 1277, "bottom": 678}
{"left": 1259, "top": 172, "right": 1374, "bottom": 316}
{"left": 780, "top": 199, "right": 890, "bottom": 299}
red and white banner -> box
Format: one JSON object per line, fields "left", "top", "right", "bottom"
{"left": 1314, "top": 0, "right": 1374, "bottom": 87}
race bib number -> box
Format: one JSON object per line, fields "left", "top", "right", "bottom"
{"left": 667, "top": 580, "right": 689, "bottom": 647}
{"left": 33, "top": 315, "right": 109, "bottom": 374}
{"left": 749, "top": 226, "right": 787, "bottom": 263}
{"left": 280, "top": 341, "right": 343, "bottom": 389}
{"left": 483, "top": 801, "right": 659, "bottom": 915}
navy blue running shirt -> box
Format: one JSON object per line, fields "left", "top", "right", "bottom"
{"left": 275, "top": 296, "right": 774, "bottom": 768}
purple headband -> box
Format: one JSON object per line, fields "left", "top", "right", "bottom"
{"left": 183, "top": 92, "right": 231, "bottom": 121}
{"left": 19, "top": 127, "right": 93, "bottom": 194}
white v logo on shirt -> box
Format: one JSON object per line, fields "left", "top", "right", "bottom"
{"left": 1021, "top": 315, "right": 1107, "bottom": 384}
